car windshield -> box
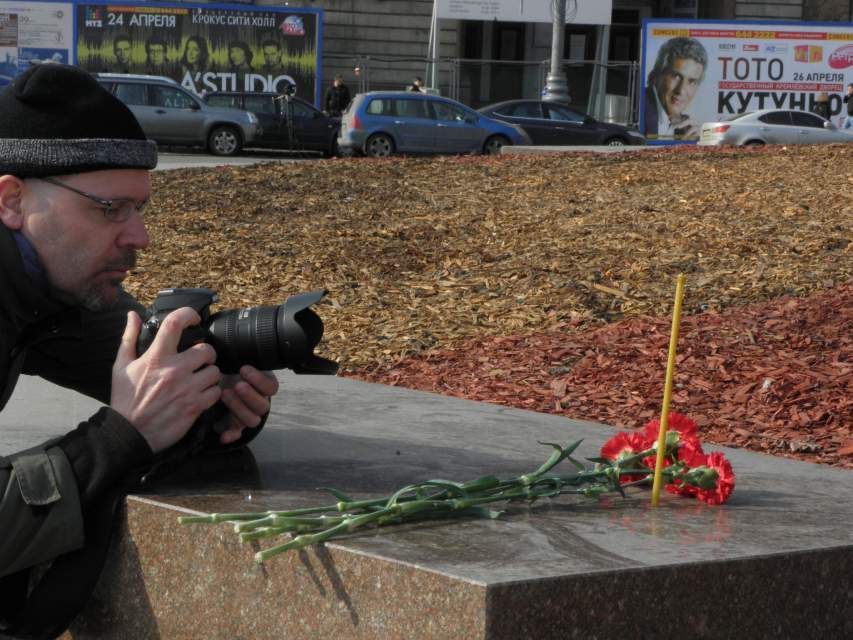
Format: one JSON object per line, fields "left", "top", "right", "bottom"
{"left": 725, "top": 112, "right": 753, "bottom": 121}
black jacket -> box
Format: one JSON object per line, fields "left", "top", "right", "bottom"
{"left": 324, "top": 84, "right": 351, "bottom": 116}
{"left": 844, "top": 93, "right": 853, "bottom": 115}
{"left": 0, "top": 224, "right": 264, "bottom": 638}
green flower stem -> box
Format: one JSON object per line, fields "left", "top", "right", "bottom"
{"left": 181, "top": 439, "right": 698, "bottom": 564}
{"left": 238, "top": 526, "right": 289, "bottom": 543}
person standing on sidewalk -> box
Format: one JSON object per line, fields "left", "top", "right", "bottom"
{"left": 324, "top": 74, "right": 351, "bottom": 117}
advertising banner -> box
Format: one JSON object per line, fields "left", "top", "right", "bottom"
{"left": 435, "top": 0, "right": 611, "bottom": 25}
{"left": 0, "top": 1, "right": 73, "bottom": 86}
{"left": 641, "top": 19, "right": 853, "bottom": 143}
{"left": 76, "top": 2, "right": 321, "bottom": 104}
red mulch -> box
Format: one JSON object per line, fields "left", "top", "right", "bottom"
{"left": 350, "top": 282, "right": 852, "bottom": 468}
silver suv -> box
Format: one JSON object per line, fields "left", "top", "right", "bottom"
{"left": 97, "top": 73, "right": 259, "bottom": 156}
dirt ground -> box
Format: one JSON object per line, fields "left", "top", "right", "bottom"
{"left": 133, "top": 144, "right": 852, "bottom": 467}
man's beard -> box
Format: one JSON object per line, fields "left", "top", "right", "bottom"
{"left": 77, "top": 250, "right": 137, "bottom": 311}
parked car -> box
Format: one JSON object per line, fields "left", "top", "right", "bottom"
{"left": 338, "top": 91, "right": 531, "bottom": 157}
{"left": 478, "top": 100, "right": 646, "bottom": 146}
{"left": 96, "top": 73, "right": 259, "bottom": 156}
{"left": 698, "top": 109, "right": 853, "bottom": 146}
{"left": 203, "top": 91, "right": 340, "bottom": 157}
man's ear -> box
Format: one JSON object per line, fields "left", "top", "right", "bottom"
{"left": 0, "top": 175, "right": 25, "bottom": 230}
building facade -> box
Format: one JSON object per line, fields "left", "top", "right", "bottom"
{"left": 260, "top": 0, "right": 851, "bottom": 113}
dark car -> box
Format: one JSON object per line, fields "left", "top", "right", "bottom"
{"left": 204, "top": 91, "right": 340, "bottom": 156}
{"left": 478, "top": 100, "right": 645, "bottom": 146}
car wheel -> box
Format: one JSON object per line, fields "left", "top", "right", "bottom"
{"left": 604, "top": 137, "right": 626, "bottom": 147}
{"left": 208, "top": 126, "right": 242, "bottom": 156}
{"left": 365, "top": 133, "right": 394, "bottom": 158}
{"left": 744, "top": 139, "right": 765, "bottom": 147}
{"left": 483, "top": 135, "right": 509, "bottom": 155}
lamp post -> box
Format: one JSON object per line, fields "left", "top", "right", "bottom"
{"left": 542, "top": 0, "right": 570, "bottom": 103}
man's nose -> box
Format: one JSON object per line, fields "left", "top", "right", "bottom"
{"left": 117, "top": 213, "right": 150, "bottom": 250}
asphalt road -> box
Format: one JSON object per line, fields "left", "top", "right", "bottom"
{"left": 156, "top": 148, "right": 323, "bottom": 171}
{"left": 155, "top": 143, "right": 650, "bottom": 171}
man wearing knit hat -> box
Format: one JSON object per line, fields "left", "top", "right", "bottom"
{"left": 0, "top": 63, "right": 277, "bottom": 638}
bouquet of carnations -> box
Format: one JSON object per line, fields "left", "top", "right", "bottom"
{"left": 180, "top": 412, "right": 734, "bottom": 563}
{"left": 600, "top": 412, "right": 735, "bottom": 505}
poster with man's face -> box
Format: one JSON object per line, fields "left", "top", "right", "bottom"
{"left": 76, "top": 2, "right": 321, "bottom": 105}
{"left": 642, "top": 20, "right": 853, "bottom": 143}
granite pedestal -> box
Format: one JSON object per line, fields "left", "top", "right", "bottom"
{"left": 1, "top": 373, "right": 851, "bottom": 639}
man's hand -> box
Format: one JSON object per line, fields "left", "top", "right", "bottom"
{"left": 111, "top": 309, "right": 222, "bottom": 453}
{"left": 217, "top": 366, "right": 279, "bottom": 445}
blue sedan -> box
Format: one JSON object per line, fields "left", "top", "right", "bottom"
{"left": 338, "top": 91, "right": 532, "bottom": 157}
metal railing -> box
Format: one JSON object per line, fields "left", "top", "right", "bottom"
{"left": 322, "top": 54, "right": 640, "bottom": 125}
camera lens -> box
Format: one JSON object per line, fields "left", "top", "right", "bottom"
{"left": 207, "top": 305, "right": 282, "bottom": 373}
{"left": 205, "top": 290, "right": 337, "bottom": 375}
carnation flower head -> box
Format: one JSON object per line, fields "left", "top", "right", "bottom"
{"left": 600, "top": 431, "right": 650, "bottom": 484}
{"left": 601, "top": 431, "right": 648, "bottom": 462}
{"left": 641, "top": 412, "right": 699, "bottom": 442}
{"left": 693, "top": 452, "right": 736, "bottom": 505}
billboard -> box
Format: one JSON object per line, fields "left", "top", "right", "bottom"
{"left": 435, "top": 0, "right": 611, "bottom": 25}
{"left": 641, "top": 19, "right": 853, "bottom": 143}
{"left": 75, "top": 2, "right": 322, "bottom": 104}
{"left": 0, "top": 1, "right": 73, "bottom": 86}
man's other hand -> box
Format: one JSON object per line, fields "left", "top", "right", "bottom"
{"left": 217, "top": 366, "right": 279, "bottom": 445}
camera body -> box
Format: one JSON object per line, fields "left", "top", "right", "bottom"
{"left": 137, "top": 288, "right": 338, "bottom": 375}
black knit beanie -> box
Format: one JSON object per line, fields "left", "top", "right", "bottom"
{"left": 0, "top": 63, "right": 157, "bottom": 177}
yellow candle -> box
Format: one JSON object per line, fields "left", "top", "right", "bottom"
{"left": 651, "top": 273, "right": 686, "bottom": 507}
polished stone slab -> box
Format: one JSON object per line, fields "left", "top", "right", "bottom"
{"left": 2, "top": 373, "right": 852, "bottom": 639}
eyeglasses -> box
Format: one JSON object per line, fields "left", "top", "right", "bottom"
{"left": 39, "top": 176, "right": 148, "bottom": 223}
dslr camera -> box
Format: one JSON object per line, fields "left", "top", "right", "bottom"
{"left": 137, "top": 288, "right": 338, "bottom": 375}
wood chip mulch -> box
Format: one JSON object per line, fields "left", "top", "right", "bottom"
{"left": 353, "top": 282, "right": 852, "bottom": 468}
{"left": 133, "top": 144, "right": 852, "bottom": 468}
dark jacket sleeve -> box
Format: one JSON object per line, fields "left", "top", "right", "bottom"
{"left": 0, "top": 408, "right": 152, "bottom": 578}
{"left": 21, "top": 290, "right": 144, "bottom": 405}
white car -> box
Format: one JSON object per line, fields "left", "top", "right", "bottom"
{"left": 698, "top": 109, "right": 853, "bottom": 147}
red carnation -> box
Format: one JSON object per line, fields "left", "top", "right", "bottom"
{"left": 641, "top": 412, "right": 699, "bottom": 442}
{"left": 600, "top": 431, "right": 651, "bottom": 484}
{"left": 665, "top": 451, "right": 705, "bottom": 497}
{"left": 694, "top": 452, "right": 736, "bottom": 505}
{"left": 601, "top": 431, "right": 648, "bottom": 462}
